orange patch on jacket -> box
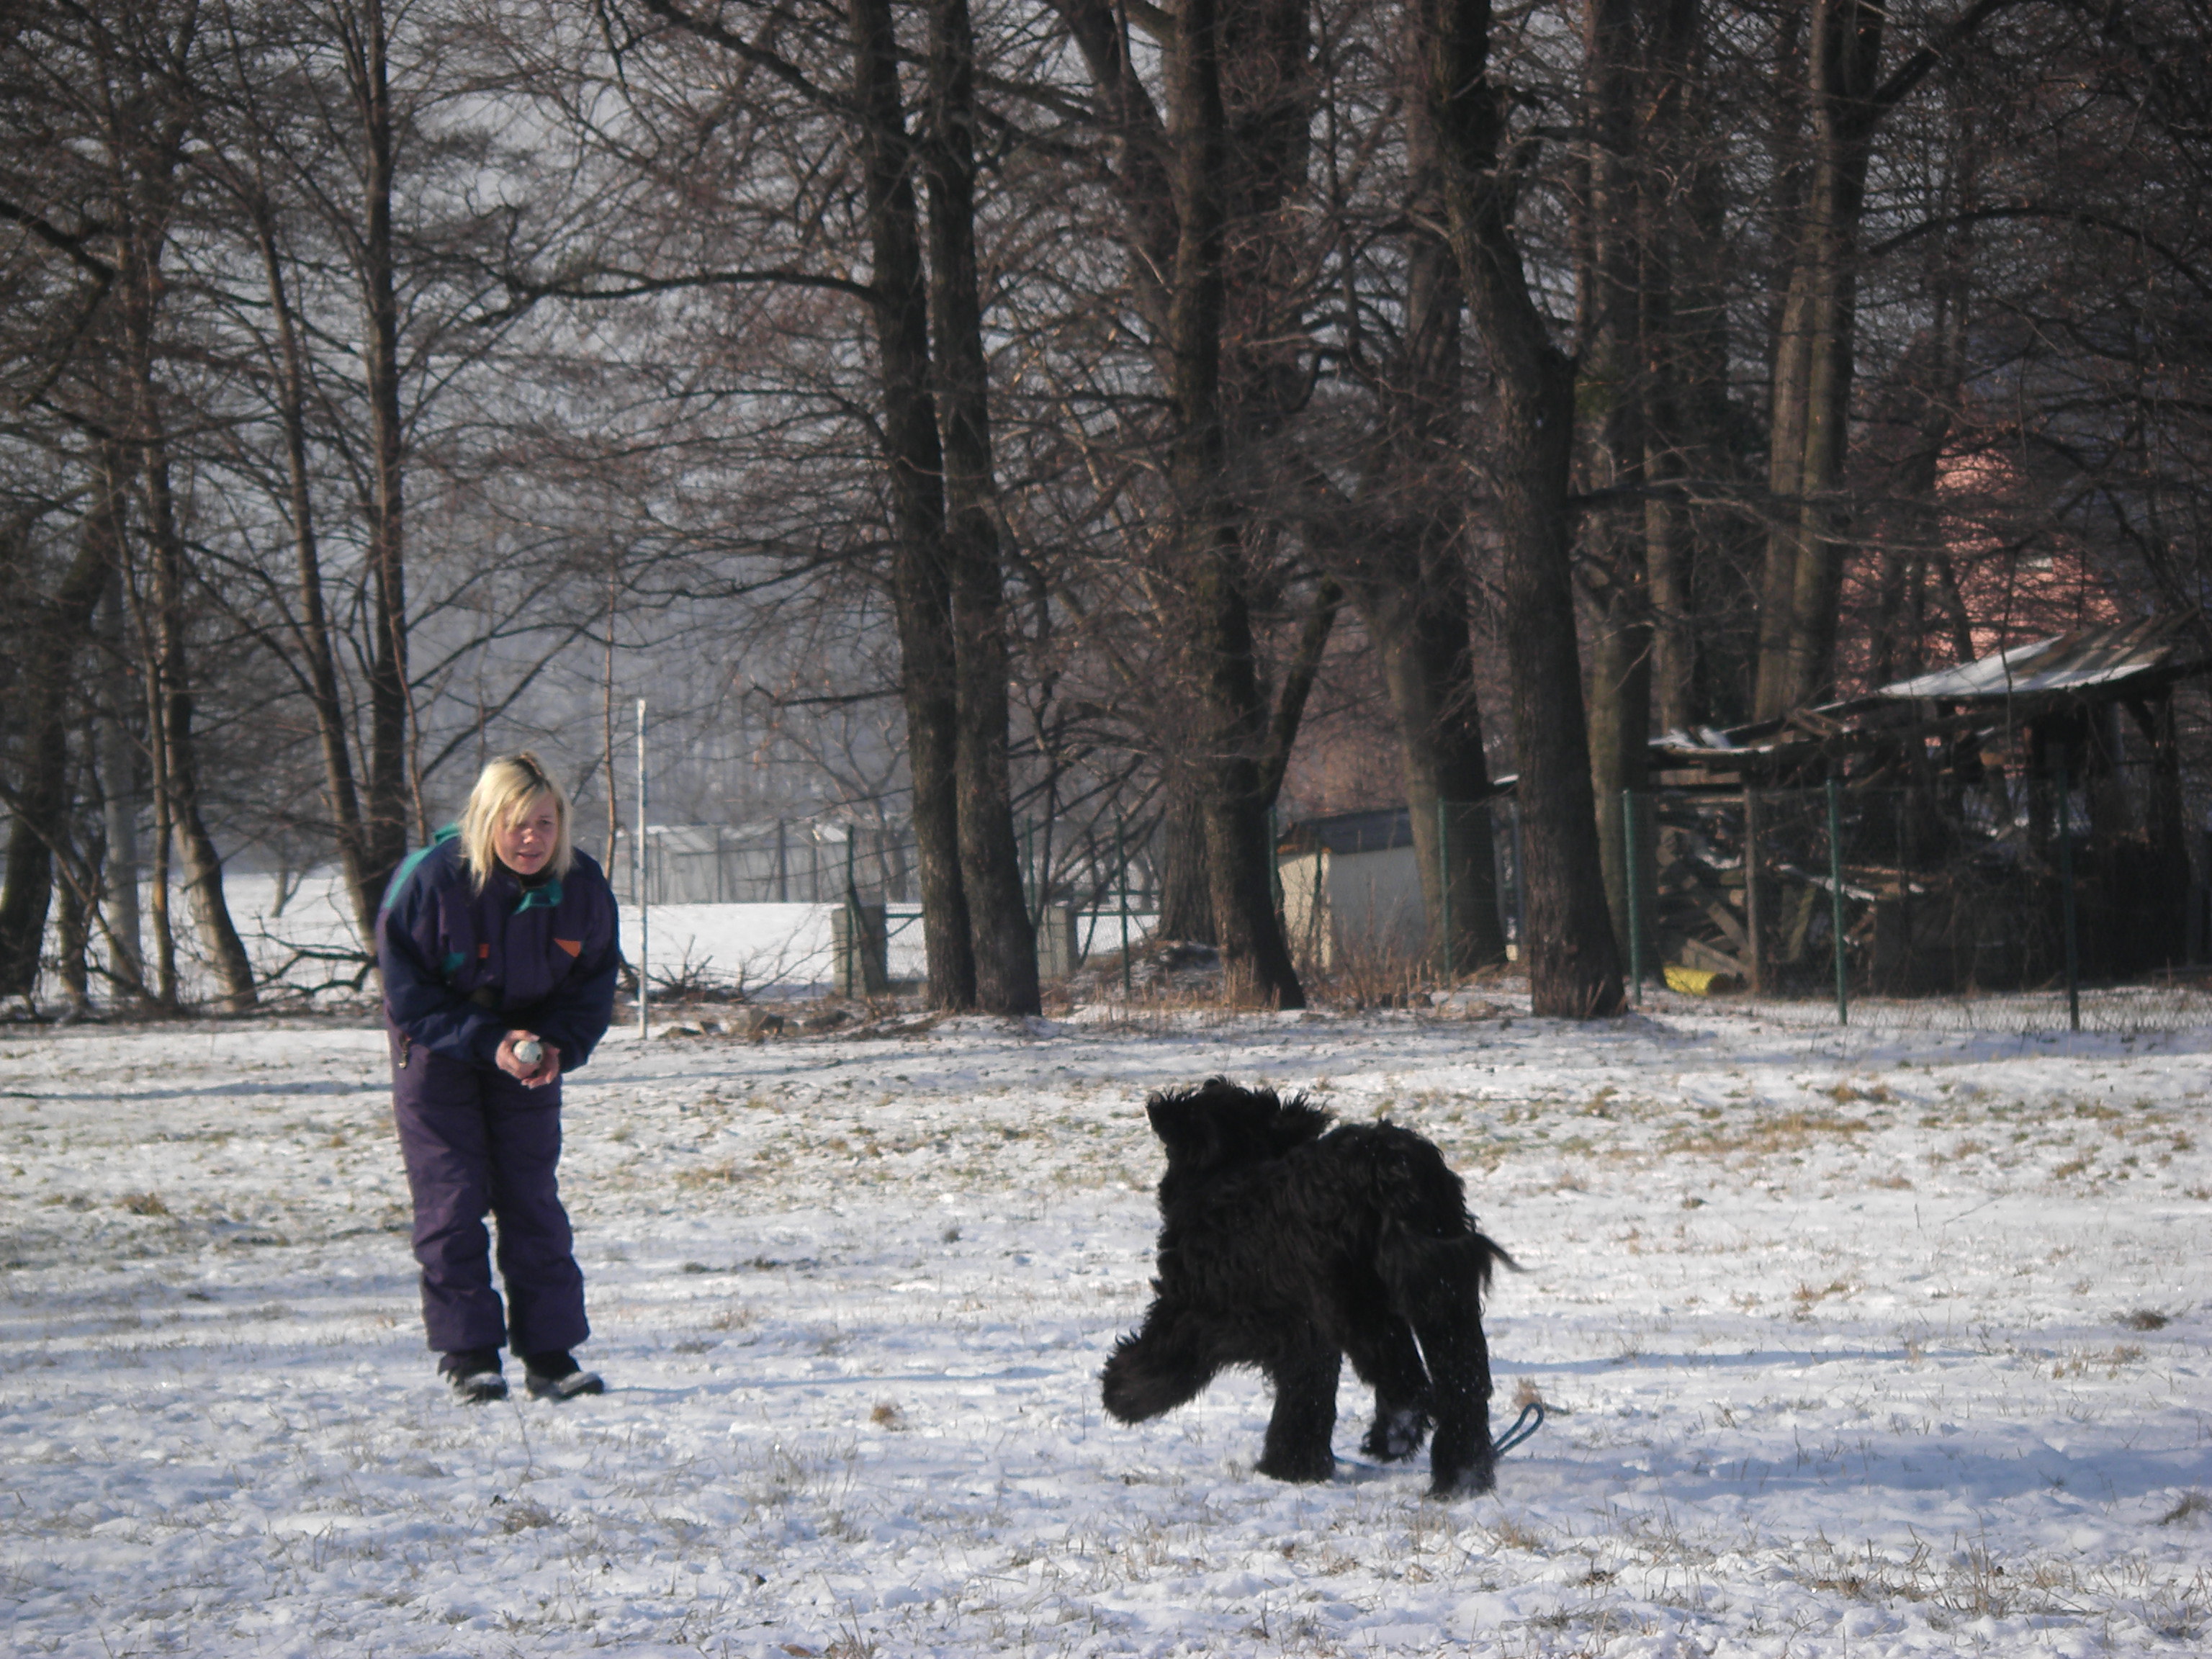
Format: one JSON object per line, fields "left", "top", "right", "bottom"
{"left": 553, "top": 938, "right": 583, "bottom": 958}
{"left": 478, "top": 943, "right": 491, "bottom": 958}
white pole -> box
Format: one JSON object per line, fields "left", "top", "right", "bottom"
{"left": 637, "top": 696, "right": 648, "bottom": 1041}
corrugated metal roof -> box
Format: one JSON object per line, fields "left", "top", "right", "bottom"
{"left": 1875, "top": 615, "right": 2203, "bottom": 701}
{"left": 1279, "top": 806, "right": 1415, "bottom": 855}
{"left": 1650, "top": 615, "right": 2207, "bottom": 770}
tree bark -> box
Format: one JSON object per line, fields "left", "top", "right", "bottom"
{"left": 1578, "top": 0, "right": 1650, "bottom": 963}
{"left": 1164, "top": 0, "right": 1303, "bottom": 1007}
{"left": 848, "top": 0, "right": 978, "bottom": 1010}
{"left": 0, "top": 476, "right": 117, "bottom": 999}
{"left": 1316, "top": 58, "right": 1506, "bottom": 970}
{"left": 1156, "top": 788, "right": 1216, "bottom": 943}
{"left": 925, "top": 0, "right": 1038, "bottom": 1014}
{"left": 253, "top": 197, "right": 378, "bottom": 953}
{"left": 138, "top": 421, "right": 258, "bottom": 1012}
{"left": 1750, "top": 0, "right": 2015, "bottom": 716}
{"left": 1419, "top": 0, "right": 1624, "bottom": 1016}
{"left": 94, "top": 561, "right": 144, "bottom": 997}
{"left": 340, "top": 0, "right": 416, "bottom": 901}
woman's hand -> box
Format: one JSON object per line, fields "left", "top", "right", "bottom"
{"left": 498, "top": 1030, "right": 561, "bottom": 1088}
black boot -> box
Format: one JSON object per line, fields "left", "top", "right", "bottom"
{"left": 523, "top": 1350, "right": 604, "bottom": 1401}
{"left": 439, "top": 1349, "right": 508, "bottom": 1403}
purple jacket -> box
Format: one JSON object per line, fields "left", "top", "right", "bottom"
{"left": 377, "top": 829, "right": 620, "bottom": 1072}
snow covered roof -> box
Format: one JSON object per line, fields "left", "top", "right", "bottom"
{"left": 1650, "top": 614, "right": 2208, "bottom": 773}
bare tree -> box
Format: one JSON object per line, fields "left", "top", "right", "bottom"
{"left": 1415, "top": 0, "right": 1623, "bottom": 1015}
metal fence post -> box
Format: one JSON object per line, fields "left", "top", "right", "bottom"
{"left": 1743, "top": 787, "right": 1764, "bottom": 993}
{"left": 636, "top": 697, "right": 648, "bottom": 1041}
{"left": 1437, "top": 798, "right": 1453, "bottom": 982}
{"left": 1116, "top": 813, "right": 1132, "bottom": 999}
{"left": 1622, "top": 790, "right": 1642, "bottom": 1005}
{"left": 1825, "top": 777, "right": 1848, "bottom": 1026}
{"left": 2056, "top": 761, "right": 2080, "bottom": 1032}
{"left": 1268, "top": 805, "right": 1282, "bottom": 920}
{"left": 1024, "top": 817, "right": 1040, "bottom": 926}
{"left": 1509, "top": 798, "right": 1526, "bottom": 961}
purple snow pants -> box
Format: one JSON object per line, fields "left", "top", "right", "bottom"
{"left": 388, "top": 1025, "right": 588, "bottom": 1355}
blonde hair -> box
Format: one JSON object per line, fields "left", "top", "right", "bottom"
{"left": 457, "top": 752, "right": 575, "bottom": 891}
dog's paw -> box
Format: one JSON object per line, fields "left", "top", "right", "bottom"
{"left": 1426, "top": 1452, "right": 1496, "bottom": 1499}
{"left": 1361, "top": 1405, "right": 1431, "bottom": 1462}
{"left": 1256, "top": 1446, "right": 1338, "bottom": 1483}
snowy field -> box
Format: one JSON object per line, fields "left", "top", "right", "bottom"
{"left": 3, "top": 1004, "right": 2209, "bottom": 1658}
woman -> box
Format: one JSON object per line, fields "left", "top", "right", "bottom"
{"left": 377, "top": 753, "right": 619, "bottom": 1402}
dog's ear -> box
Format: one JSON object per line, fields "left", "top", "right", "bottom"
{"left": 1144, "top": 1088, "right": 1218, "bottom": 1165}
{"left": 1267, "top": 1093, "right": 1333, "bottom": 1153}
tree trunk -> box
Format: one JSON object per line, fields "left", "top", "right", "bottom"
{"left": 343, "top": 0, "right": 416, "bottom": 900}
{"left": 1752, "top": 0, "right": 1884, "bottom": 718}
{"left": 139, "top": 567, "right": 179, "bottom": 1010}
{"left": 0, "top": 476, "right": 117, "bottom": 999}
{"left": 849, "top": 0, "right": 976, "bottom": 1010}
{"left": 1578, "top": 0, "right": 1651, "bottom": 963}
{"left": 138, "top": 428, "right": 258, "bottom": 1012}
{"left": 255, "top": 199, "right": 377, "bottom": 952}
{"left": 1313, "top": 31, "right": 1505, "bottom": 973}
{"left": 94, "top": 559, "right": 144, "bottom": 997}
{"left": 1372, "top": 575, "right": 1508, "bottom": 971}
{"left": 1156, "top": 788, "right": 1216, "bottom": 943}
{"left": 55, "top": 855, "right": 92, "bottom": 1010}
{"left": 1635, "top": 0, "right": 1704, "bottom": 744}
{"left": 111, "top": 141, "right": 253, "bottom": 1011}
{"left": 1420, "top": 0, "right": 1624, "bottom": 1017}
{"left": 1164, "top": 0, "right": 1302, "bottom": 1007}
{"left": 925, "top": 0, "right": 1038, "bottom": 1014}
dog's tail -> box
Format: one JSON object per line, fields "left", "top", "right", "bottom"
{"left": 1364, "top": 1127, "right": 1516, "bottom": 1316}
{"left": 1376, "top": 1221, "right": 1511, "bottom": 1323}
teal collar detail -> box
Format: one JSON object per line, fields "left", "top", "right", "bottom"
{"left": 385, "top": 824, "right": 464, "bottom": 910}
{"left": 513, "top": 876, "right": 563, "bottom": 913}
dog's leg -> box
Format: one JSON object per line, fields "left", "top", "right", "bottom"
{"left": 1380, "top": 1227, "right": 1501, "bottom": 1496}
{"left": 1256, "top": 1340, "right": 1340, "bottom": 1483}
{"left": 1344, "top": 1313, "right": 1432, "bottom": 1462}
{"left": 1100, "top": 1305, "right": 1220, "bottom": 1424}
{"left": 1414, "top": 1310, "right": 1496, "bottom": 1497}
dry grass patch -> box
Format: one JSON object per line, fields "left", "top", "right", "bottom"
{"left": 674, "top": 1161, "right": 747, "bottom": 1190}
{"left": 1662, "top": 1111, "right": 1871, "bottom": 1158}
{"left": 2051, "top": 1343, "right": 2145, "bottom": 1378}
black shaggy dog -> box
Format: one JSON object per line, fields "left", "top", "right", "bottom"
{"left": 1101, "top": 1079, "right": 1511, "bottom": 1496}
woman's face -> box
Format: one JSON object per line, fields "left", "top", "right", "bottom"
{"left": 497, "top": 793, "right": 559, "bottom": 876}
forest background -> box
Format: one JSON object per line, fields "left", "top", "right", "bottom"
{"left": 1, "top": 0, "right": 2207, "bottom": 1020}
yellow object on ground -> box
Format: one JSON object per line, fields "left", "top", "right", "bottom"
{"left": 1664, "top": 963, "right": 1742, "bottom": 996}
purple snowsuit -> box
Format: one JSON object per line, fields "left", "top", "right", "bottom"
{"left": 377, "top": 830, "right": 619, "bottom": 1355}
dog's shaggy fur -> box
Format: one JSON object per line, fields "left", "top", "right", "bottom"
{"left": 1101, "top": 1079, "right": 1511, "bottom": 1496}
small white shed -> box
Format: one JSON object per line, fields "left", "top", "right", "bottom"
{"left": 1277, "top": 807, "right": 1428, "bottom": 970}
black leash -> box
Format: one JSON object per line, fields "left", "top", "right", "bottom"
{"left": 1491, "top": 1401, "right": 1545, "bottom": 1455}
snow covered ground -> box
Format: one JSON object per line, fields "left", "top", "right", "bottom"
{"left": 3, "top": 1003, "right": 2208, "bottom": 1658}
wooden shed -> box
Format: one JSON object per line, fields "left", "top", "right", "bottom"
{"left": 1276, "top": 807, "right": 1429, "bottom": 970}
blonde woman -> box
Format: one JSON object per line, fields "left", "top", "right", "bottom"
{"left": 377, "top": 754, "right": 619, "bottom": 1402}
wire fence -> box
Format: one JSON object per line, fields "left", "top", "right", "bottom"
{"left": 628, "top": 817, "right": 1164, "bottom": 916}
{"left": 1330, "top": 778, "right": 2212, "bottom": 1033}
{"left": 1614, "top": 764, "right": 2208, "bottom": 1033}
{"left": 598, "top": 773, "right": 2212, "bottom": 1032}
